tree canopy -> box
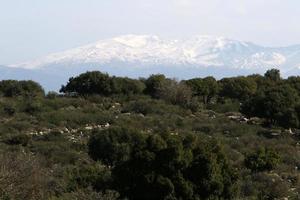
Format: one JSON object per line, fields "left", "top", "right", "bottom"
{"left": 88, "top": 128, "right": 238, "bottom": 200}
{"left": 60, "top": 71, "right": 145, "bottom": 96}
{"left": 0, "top": 80, "right": 44, "bottom": 97}
{"left": 185, "top": 76, "right": 218, "bottom": 104}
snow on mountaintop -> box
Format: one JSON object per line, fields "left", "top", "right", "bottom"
{"left": 9, "top": 34, "right": 300, "bottom": 74}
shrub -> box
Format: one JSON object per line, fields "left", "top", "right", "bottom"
{"left": 66, "top": 163, "right": 112, "bottom": 191}
{"left": 88, "top": 128, "right": 238, "bottom": 199}
{"left": 46, "top": 91, "right": 59, "bottom": 99}
{"left": 245, "top": 148, "right": 281, "bottom": 172}
{"left": 2, "top": 103, "right": 16, "bottom": 116}
{"left": 0, "top": 80, "right": 44, "bottom": 97}
{"left": 88, "top": 127, "right": 144, "bottom": 166}
{"left": 4, "top": 134, "right": 31, "bottom": 146}
{"left": 0, "top": 153, "right": 50, "bottom": 200}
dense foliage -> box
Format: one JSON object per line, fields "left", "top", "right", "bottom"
{"left": 245, "top": 148, "right": 281, "bottom": 172}
{"left": 1, "top": 69, "right": 300, "bottom": 199}
{"left": 185, "top": 76, "right": 218, "bottom": 104}
{"left": 0, "top": 80, "right": 44, "bottom": 97}
{"left": 89, "top": 128, "right": 237, "bottom": 199}
{"left": 60, "top": 71, "right": 145, "bottom": 96}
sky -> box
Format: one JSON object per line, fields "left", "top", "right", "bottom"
{"left": 0, "top": 0, "right": 300, "bottom": 65}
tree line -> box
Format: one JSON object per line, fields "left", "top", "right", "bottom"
{"left": 57, "top": 69, "right": 300, "bottom": 128}
{"left": 2, "top": 69, "right": 300, "bottom": 128}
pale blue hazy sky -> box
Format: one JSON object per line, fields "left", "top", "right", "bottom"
{"left": 0, "top": 0, "right": 300, "bottom": 64}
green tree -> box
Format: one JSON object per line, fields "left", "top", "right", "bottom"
{"left": 112, "top": 77, "right": 145, "bottom": 95}
{"left": 219, "top": 76, "right": 257, "bottom": 101}
{"left": 158, "top": 80, "right": 192, "bottom": 107}
{"left": 88, "top": 127, "right": 145, "bottom": 166}
{"left": 88, "top": 128, "right": 238, "bottom": 200}
{"left": 264, "top": 69, "right": 281, "bottom": 82}
{"left": 186, "top": 76, "right": 218, "bottom": 104}
{"left": 285, "top": 76, "right": 300, "bottom": 96}
{"left": 60, "top": 71, "right": 145, "bottom": 96}
{"left": 144, "top": 74, "right": 168, "bottom": 98}
{"left": 241, "top": 84, "right": 299, "bottom": 127}
{"left": 0, "top": 80, "right": 44, "bottom": 97}
{"left": 60, "top": 71, "right": 113, "bottom": 95}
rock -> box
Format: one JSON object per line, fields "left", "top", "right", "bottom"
{"left": 64, "top": 106, "right": 76, "bottom": 111}
{"left": 239, "top": 117, "right": 249, "bottom": 123}
{"left": 138, "top": 113, "right": 145, "bottom": 118}
{"left": 228, "top": 115, "right": 240, "bottom": 120}
{"left": 270, "top": 132, "right": 281, "bottom": 137}
{"left": 283, "top": 128, "right": 294, "bottom": 135}
{"left": 104, "top": 123, "right": 110, "bottom": 128}
{"left": 225, "top": 112, "right": 242, "bottom": 117}
{"left": 247, "top": 117, "right": 261, "bottom": 125}
{"left": 210, "top": 114, "right": 216, "bottom": 119}
{"left": 85, "top": 126, "right": 93, "bottom": 130}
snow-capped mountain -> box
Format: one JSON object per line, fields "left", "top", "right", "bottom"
{"left": 4, "top": 34, "right": 300, "bottom": 91}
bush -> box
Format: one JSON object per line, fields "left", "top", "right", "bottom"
{"left": 0, "top": 153, "right": 50, "bottom": 200}
{"left": 245, "top": 148, "right": 281, "bottom": 172}
{"left": 46, "top": 91, "right": 59, "bottom": 99}
{"left": 22, "top": 99, "right": 43, "bottom": 115}
{"left": 0, "top": 80, "right": 44, "bottom": 97}
{"left": 88, "top": 128, "right": 238, "bottom": 199}
{"left": 4, "top": 134, "right": 31, "bottom": 146}
{"left": 66, "top": 163, "right": 112, "bottom": 191}
{"left": 2, "top": 103, "right": 16, "bottom": 116}
{"left": 88, "top": 127, "right": 143, "bottom": 166}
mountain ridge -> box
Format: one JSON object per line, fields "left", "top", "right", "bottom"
{"left": 10, "top": 34, "right": 300, "bottom": 70}
{"left": 2, "top": 34, "right": 300, "bottom": 91}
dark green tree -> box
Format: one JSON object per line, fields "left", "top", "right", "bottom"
{"left": 0, "top": 80, "right": 44, "bottom": 97}
{"left": 88, "top": 127, "right": 145, "bottom": 166}
{"left": 60, "top": 71, "right": 145, "bottom": 96}
{"left": 88, "top": 128, "right": 238, "bottom": 200}
{"left": 144, "top": 74, "right": 168, "bottom": 98}
{"left": 219, "top": 76, "right": 257, "bottom": 101}
{"left": 186, "top": 76, "right": 218, "bottom": 104}
{"left": 241, "top": 84, "right": 299, "bottom": 127}
{"left": 60, "top": 71, "right": 113, "bottom": 95}
{"left": 285, "top": 76, "right": 300, "bottom": 96}
{"left": 112, "top": 77, "right": 145, "bottom": 95}
{"left": 264, "top": 69, "right": 281, "bottom": 82}
{"left": 158, "top": 80, "right": 192, "bottom": 107}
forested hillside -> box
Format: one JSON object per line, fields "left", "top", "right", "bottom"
{"left": 0, "top": 69, "right": 300, "bottom": 199}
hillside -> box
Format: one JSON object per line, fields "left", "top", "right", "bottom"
{"left": 0, "top": 70, "right": 300, "bottom": 199}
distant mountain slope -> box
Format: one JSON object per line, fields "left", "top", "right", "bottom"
{"left": 3, "top": 35, "right": 300, "bottom": 91}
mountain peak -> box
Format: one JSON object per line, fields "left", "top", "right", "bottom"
{"left": 4, "top": 34, "right": 300, "bottom": 91}
{"left": 8, "top": 34, "right": 300, "bottom": 75}
{"left": 111, "top": 34, "right": 162, "bottom": 48}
